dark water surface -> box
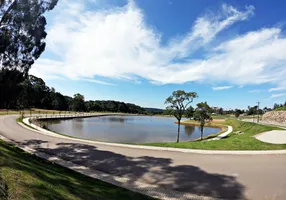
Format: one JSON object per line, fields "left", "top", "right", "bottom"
{"left": 46, "top": 115, "right": 220, "bottom": 143}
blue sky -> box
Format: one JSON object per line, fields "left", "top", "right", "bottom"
{"left": 30, "top": 0, "right": 286, "bottom": 109}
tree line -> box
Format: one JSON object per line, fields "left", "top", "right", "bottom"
{"left": 0, "top": 73, "right": 145, "bottom": 113}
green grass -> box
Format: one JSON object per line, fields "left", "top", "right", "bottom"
{"left": 211, "top": 114, "right": 234, "bottom": 119}
{"left": 0, "top": 139, "right": 153, "bottom": 200}
{"left": 144, "top": 119, "right": 286, "bottom": 150}
{"left": 274, "top": 106, "right": 286, "bottom": 111}
{"left": 179, "top": 120, "right": 227, "bottom": 140}
{"left": 16, "top": 117, "right": 37, "bottom": 130}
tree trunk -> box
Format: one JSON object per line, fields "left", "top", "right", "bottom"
{"left": 177, "top": 120, "right": 181, "bottom": 142}
{"left": 200, "top": 127, "right": 203, "bottom": 140}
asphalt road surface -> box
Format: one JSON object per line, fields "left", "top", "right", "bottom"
{"left": 1, "top": 115, "right": 286, "bottom": 200}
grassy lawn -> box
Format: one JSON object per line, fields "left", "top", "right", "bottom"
{"left": 144, "top": 119, "right": 286, "bottom": 150}
{"left": 0, "top": 140, "right": 152, "bottom": 200}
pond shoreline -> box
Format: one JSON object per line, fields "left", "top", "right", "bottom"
{"left": 29, "top": 115, "right": 221, "bottom": 144}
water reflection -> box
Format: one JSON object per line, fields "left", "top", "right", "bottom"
{"left": 108, "top": 117, "right": 125, "bottom": 123}
{"left": 73, "top": 119, "right": 83, "bottom": 131}
{"left": 184, "top": 125, "right": 195, "bottom": 137}
{"left": 46, "top": 116, "right": 220, "bottom": 143}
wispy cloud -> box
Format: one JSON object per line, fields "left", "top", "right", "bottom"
{"left": 269, "top": 87, "right": 285, "bottom": 92}
{"left": 30, "top": 0, "right": 286, "bottom": 90}
{"left": 212, "top": 86, "right": 233, "bottom": 90}
{"left": 82, "top": 78, "right": 115, "bottom": 86}
{"left": 248, "top": 89, "right": 263, "bottom": 93}
{"left": 270, "top": 93, "right": 286, "bottom": 99}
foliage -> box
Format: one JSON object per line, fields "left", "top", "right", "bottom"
{"left": 246, "top": 105, "right": 263, "bottom": 115}
{"left": 165, "top": 90, "right": 198, "bottom": 142}
{"left": 144, "top": 108, "right": 164, "bottom": 115}
{"left": 0, "top": 69, "right": 24, "bottom": 108}
{"left": 0, "top": 0, "right": 58, "bottom": 74}
{"left": 185, "top": 106, "right": 195, "bottom": 118}
{"left": 193, "top": 102, "right": 212, "bottom": 140}
{"left": 273, "top": 101, "right": 286, "bottom": 111}
{"left": 274, "top": 106, "right": 286, "bottom": 111}
{"left": 234, "top": 109, "right": 243, "bottom": 118}
{"left": 71, "top": 93, "right": 85, "bottom": 112}
{"left": 218, "top": 107, "right": 224, "bottom": 115}
{"left": 0, "top": 74, "right": 146, "bottom": 113}
{"left": 145, "top": 120, "right": 286, "bottom": 150}
{"left": 0, "top": 0, "right": 58, "bottom": 108}
{"left": 85, "top": 100, "right": 145, "bottom": 113}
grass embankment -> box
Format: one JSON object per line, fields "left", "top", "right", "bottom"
{"left": 179, "top": 120, "right": 227, "bottom": 140}
{"left": 145, "top": 120, "right": 286, "bottom": 150}
{"left": 16, "top": 117, "right": 40, "bottom": 131}
{"left": 274, "top": 106, "right": 286, "bottom": 111}
{"left": 0, "top": 140, "right": 152, "bottom": 200}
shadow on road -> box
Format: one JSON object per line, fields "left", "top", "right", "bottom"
{"left": 20, "top": 139, "right": 246, "bottom": 199}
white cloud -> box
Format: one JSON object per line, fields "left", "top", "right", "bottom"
{"left": 81, "top": 78, "right": 115, "bottom": 85}
{"left": 248, "top": 89, "right": 263, "bottom": 93}
{"left": 269, "top": 87, "right": 286, "bottom": 92}
{"left": 212, "top": 86, "right": 233, "bottom": 90}
{"left": 270, "top": 93, "right": 286, "bottom": 99}
{"left": 30, "top": 0, "right": 286, "bottom": 90}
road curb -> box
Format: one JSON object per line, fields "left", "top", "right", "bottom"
{"left": 21, "top": 117, "right": 286, "bottom": 155}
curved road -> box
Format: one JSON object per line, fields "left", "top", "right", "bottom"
{"left": 1, "top": 115, "right": 286, "bottom": 200}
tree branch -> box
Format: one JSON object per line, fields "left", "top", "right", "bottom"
{"left": 0, "top": 0, "right": 18, "bottom": 26}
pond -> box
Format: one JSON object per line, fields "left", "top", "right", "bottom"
{"left": 45, "top": 115, "right": 221, "bottom": 143}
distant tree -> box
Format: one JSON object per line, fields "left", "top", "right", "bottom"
{"left": 51, "top": 92, "right": 69, "bottom": 110}
{"left": 234, "top": 109, "right": 242, "bottom": 118}
{"left": 71, "top": 93, "right": 85, "bottom": 112}
{"left": 165, "top": 90, "right": 198, "bottom": 142}
{"left": 273, "top": 103, "right": 279, "bottom": 110}
{"left": 194, "top": 102, "right": 212, "bottom": 140}
{"left": 218, "top": 107, "right": 224, "bottom": 115}
{"left": 247, "top": 105, "right": 258, "bottom": 115}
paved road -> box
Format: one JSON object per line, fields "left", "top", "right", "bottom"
{"left": 1, "top": 115, "right": 286, "bottom": 200}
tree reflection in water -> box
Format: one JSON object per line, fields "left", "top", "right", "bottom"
{"left": 108, "top": 117, "right": 125, "bottom": 123}
{"left": 184, "top": 125, "right": 195, "bottom": 137}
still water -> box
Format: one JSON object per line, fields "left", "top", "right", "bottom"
{"left": 46, "top": 115, "right": 220, "bottom": 143}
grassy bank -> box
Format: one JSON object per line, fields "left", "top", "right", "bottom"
{"left": 179, "top": 120, "right": 227, "bottom": 140}
{"left": 0, "top": 139, "right": 152, "bottom": 200}
{"left": 144, "top": 120, "right": 286, "bottom": 150}
{"left": 0, "top": 109, "right": 104, "bottom": 116}
{"left": 274, "top": 106, "right": 286, "bottom": 111}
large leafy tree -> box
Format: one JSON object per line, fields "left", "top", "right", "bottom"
{"left": 0, "top": 0, "right": 58, "bottom": 108}
{"left": 165, "top": 90, "right": 198, "bottom": 142}
{"left": 194, "top": 102, "right": 212, "bottom": 140}
{"left": 0, "top": 0, "right": 58, "bottom": 73}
